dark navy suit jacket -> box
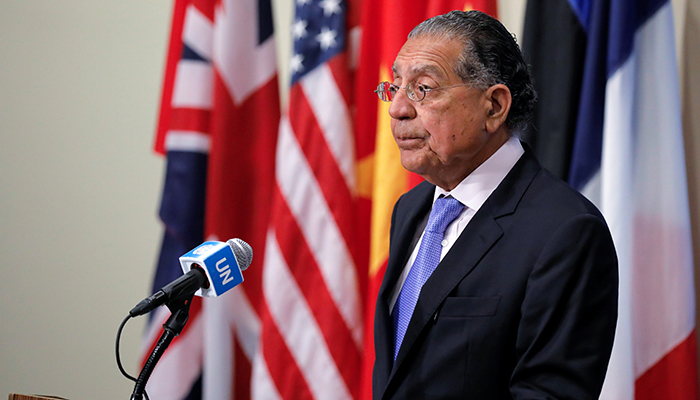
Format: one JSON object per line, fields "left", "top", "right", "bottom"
{"left": 373, "top": 147, "right": 618, "bottom": 400}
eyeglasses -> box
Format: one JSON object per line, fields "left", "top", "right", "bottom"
{"left": 374, "top": 81, "right": 471, "bottom": 102}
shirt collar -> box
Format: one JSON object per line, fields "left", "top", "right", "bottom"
{"left": 434, "top": 136, "right": 524, "bottom": 211}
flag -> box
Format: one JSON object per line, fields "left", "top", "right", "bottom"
{"left": 145, "top": 0, "right": 279, "bottom": 398}
{"left": 523, "top": 0, "right": 699, "bottom": 398}
{"left": 248, "top": 0, "right": 372, "bottom": 399}
{"left": 354, "top": 2, "right": 497, "bottom": 399}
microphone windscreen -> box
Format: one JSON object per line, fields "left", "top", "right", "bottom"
{"left": 227, "top": 238, "right": 253, "bottom": 271}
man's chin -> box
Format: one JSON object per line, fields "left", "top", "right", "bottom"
{"left": 399, "top": 154, "right": 429, "bottom": 176}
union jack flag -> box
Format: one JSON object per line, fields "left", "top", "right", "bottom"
{"left": 145, "top": 0, "right": 279, "bottom": 398}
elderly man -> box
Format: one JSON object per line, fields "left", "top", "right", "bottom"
{"left": 372, "top": 10, "right": 618, "bottom": 400}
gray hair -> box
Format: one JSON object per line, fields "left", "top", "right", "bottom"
{"left": 408, "top": 10, "right": 537, "bottom": 135}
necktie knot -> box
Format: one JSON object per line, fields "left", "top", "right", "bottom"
{"left": 425, "top": 196, "right": 465, "bottom": 234}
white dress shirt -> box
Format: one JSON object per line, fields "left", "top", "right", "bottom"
{"left": 389, "top": 137, "right": 525, "bottom": 311}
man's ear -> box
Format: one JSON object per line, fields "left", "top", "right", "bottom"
{"left": 485, "top": 84, "right": 512, "bottom": 134}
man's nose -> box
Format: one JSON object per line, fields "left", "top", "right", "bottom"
{"left": 388, "top": 88, "right": 417, "bottom": 121}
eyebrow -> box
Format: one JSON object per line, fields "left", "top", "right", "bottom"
{"left": 392, "top": 64, "right": 444, "bottom": 79}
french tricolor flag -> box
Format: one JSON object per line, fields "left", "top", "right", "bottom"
{"left": 523, "top": 0, "right": 699, "bottom": 398}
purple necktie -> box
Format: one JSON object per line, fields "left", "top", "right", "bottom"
{"left": 392, "top": 196, "right": 465, "bottom": 361}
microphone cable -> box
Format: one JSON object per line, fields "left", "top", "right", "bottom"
{"left": 116, "top": 315, "right": 150, "bottom": 400}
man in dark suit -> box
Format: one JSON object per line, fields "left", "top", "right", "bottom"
{"left": 372, "top": 10, "right": 618, "bottom": 400}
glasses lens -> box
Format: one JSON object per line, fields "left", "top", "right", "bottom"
{"left": 407, "top": 82, "right": 426, "bottom": 101}
{"left": 376, "top": 82, "right": 394, "bottom": 102}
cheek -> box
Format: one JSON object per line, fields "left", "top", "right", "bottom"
{"left": 425, "top": 110, "right": 461, "bottom": 144}
{"left": 424, "top": 127, "right": 457, "bottom": 160}
{"left": 420, "top": 101, "right": 477, "bottom": 156}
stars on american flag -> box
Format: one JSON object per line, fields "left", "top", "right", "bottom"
{"left": 290, "top": 53, "right": 305, "bottom": 74}
{"left": 292, "top": 19, "right": 308, "bottom": 40}
{"left": 316, "top": 27, "right": 338, "bottom": 51}
{"left": 319, "top": 0, "right": 341, "bottom": 16}
{"left": 290, "top": 0, "right": 345, "bottom": 80}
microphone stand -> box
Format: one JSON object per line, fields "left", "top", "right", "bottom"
{"left": 130, "top": 294, "right": 194, "bottom": 400}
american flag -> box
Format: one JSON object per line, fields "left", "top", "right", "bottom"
{"left": 146, "top": 0, "right": 279, "bottom": 398}
{"left": 249, "top": 0, "right": 368, "bottom": 398}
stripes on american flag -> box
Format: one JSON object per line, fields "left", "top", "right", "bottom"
{"left": 249, "top": 0, "right": 364, "bottom": 399}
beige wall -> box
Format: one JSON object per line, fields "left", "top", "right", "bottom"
{"left": 0, "top": 1, "right": 697, "bottom": 399}
{"left": 0, "top": 1, "right": 170, "bottom": 398}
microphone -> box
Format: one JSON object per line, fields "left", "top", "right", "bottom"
{"left": 129, "top": 238, "right": 253, "bottom": 317}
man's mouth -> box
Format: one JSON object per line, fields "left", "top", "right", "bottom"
{"left": 395, "top": 136, "right": 425, "bottom": 147}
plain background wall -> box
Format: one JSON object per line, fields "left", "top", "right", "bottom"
{"left": 0, "top": 0, "right": 697, "bottom": 399}
{"left": 0, "top": 1, "right": 171, "bottom": 398}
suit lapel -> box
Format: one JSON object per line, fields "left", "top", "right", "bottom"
{"left": 374, "top": 182, "right": 434, "bottom": 393}
{"left": 380, "top": 183, "right": 434, "bottom": 301}
{"left": 380, "top": 147, "right": 543, "bottom": 396}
